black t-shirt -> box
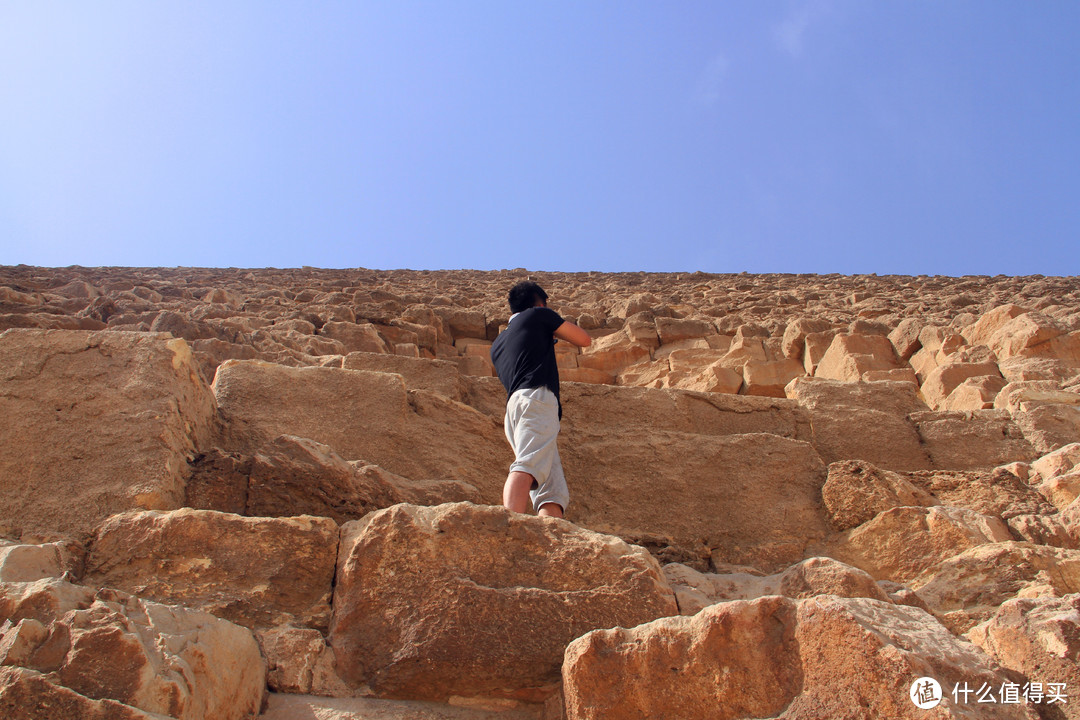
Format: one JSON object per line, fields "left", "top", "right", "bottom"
{"left": 490, "top": 306, "right": 565, "bottom": 414}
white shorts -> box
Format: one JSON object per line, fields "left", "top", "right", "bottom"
{"left": 504, "top": 386, "right": 570, "bottom": 512}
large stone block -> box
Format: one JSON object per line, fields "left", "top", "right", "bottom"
{"left": 329, "top": 502, "right": 677, "bottom": 702}
{"left": 83, "top": 508, "right": 338, "bottom": 631}
{"left": 0, "top": 579, "right": 265, "bottom": 720}
{"left": 786, "top": 378, "right": 932, "bottom": 470}
{"left": 0, "top": 330, "right": 217, "bottom": 540}
{"left": 911, "top": 410, "right": 1038, "bottom": 470}
{"left": 563, "top": 595, "right": 1039, "bottom": 720}
{"left": 212, "top": 360, "right": 508, "bottom": 499}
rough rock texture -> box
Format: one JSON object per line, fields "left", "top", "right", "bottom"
{"left": 329, "top": 502, "right": 677, "bottom": 702}
{"left": 0, "top": 330, "right": 217, "bottom": 540}
{"left": 83, "top": 509, "right": 338, "bottom": 631}
{"left": 563, "top": 595, "right": 1040, "bottom": 720}
{"left": 968, "top": 594, "right": 1080, "bottom": 720}
{"left": 0, "top": 579, "right": 265, "bottom": 720}
{"left": 663, "top": 556, "right": 891, "bottom": 615}
{"left": 4, "top": 267, "right": 1080, "bottom": 716}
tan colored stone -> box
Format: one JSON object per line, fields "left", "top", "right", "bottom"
{"left": 911, "top": 410, "right": 1038, "bottom": 470}
{"left": 822, "top": 460, "right": 937, "bottom": 531}
{"left": 83, "top": 508, "right": 338, "bottom": 631}
{"left": 921, "top": 360, "right": 1002, "bottom": 410}
{"left": 1013, "top": 403, "right": 1080, "bottom": 453}
{"left": 563, "top": 594, "right": 1038, "bottom": 720}
{"left": 834, "top": 505, "right": 1012, "bottom": 584}
{"left": 0, "top": 541, "right": 83, "bottom": 584}
{"left": 786, "top": 378, "right": 932, "bottom": 470}
{"left": 741, "top": 358, "right": 804, "bottom": 397}
{"left": 1038, "top": 471, "right": 1080, "bottom": 511}
{"left": 961, "top": 303, "right": 1027, "bottom": 347}
{"left": 781, "top": 317, "right": 834, "bottom": 360}
{"left": 1032, "top": 443, "right": 1080, "bottom": 481}
{"left": 888, "top": 317, "right": 924, "bottom": 361}
{"left": 655, "top": 316, "right": 715, "bottom": 344}
{"left": 814, "top": 333, "right": 902, "bottom": 382}
{"left": 913, "top": 542, "right": 1080, "bottom": 634}
{"left": 939, "top": 374, "right": 1008, "bottom": 411}
{"left": 213, "top": 360, "right": 508, "bottom": 499}
{"left": 256, "top": 626, "right": 352, "bottom": 697}
{"left": 329, "top": 502, "right": 677, "bottom": 701}
{"left": 577, "top": 329, "right": 651, "bottom": 374}
{"left": 0, "top": 579, "right": 265, "bottom": 720}
{"left": 663, "top": 557, "right": 890, "bottom": 615}
{"left": 968, "top": 594, "right": 1080, "bottom": 720}
{"left": 0, "top": 666, "right": 163, "bottom": 720}
{"left": 1007, "top": 513, "right": 1079, "bottom": 549}
{"left": 801, "top": 330, "right": 837, "bottom": 375}
{"left": 0, "top": 330, "right": 217, "bottom": 540}
{"left": 259, "top": 693, "right": 547, "bottom": 720}
{"left": 319, "top": 321, "right": 389, "bottom": 354}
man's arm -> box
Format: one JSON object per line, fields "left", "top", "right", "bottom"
{"left": 554, "top": 321, "right": 591, "bottom": 348}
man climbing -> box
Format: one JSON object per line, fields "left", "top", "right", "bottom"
{"left": 490, "top": 281, "right": 591, "bottom": 518}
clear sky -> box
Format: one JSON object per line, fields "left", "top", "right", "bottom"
{"left": 1, "top": 2, "right": 1078, "bottom": 275}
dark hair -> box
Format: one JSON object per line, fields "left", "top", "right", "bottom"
{"left": 508, "top": 281, "right": 548, "bottom": 314}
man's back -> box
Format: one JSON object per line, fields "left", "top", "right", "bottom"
{"left": 490, "top": 306, "right": 564, "bottom": 402}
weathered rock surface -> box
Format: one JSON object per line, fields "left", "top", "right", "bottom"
{"left": 83, "top": 509, "right": 338, "bottom": 631}
{"left": 0, "top": 579, "right": 265, "bottom": 720}
{"left": 329, "top": 502, "right": 677, "bottom": 702}
{"left": 563, "top": 595, "right": 1039, "bottom": 719}
{"left": 0, "top": 330, "right": 217, "bottom": 540}
{"left": 4, "top": 267, "right": 1080, "bottom": 715}
{"left": 968, "top": 594, "right": 1080, "bottom": 720}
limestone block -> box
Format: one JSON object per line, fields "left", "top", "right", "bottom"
{"left": 562, "top": 427, "right": 828, "bottom": 571}
{"left": 670, "top": 360, "right": 743, "bottom": 394}
{"left": 1031, "top": 443, "right": 1080, "bottom": 481}
{"left": 1013, "top": 404, "right": 1080, "bottom": 454}
{"left": 961, "top": 303, "right": 1027, "bottom": 347}
{"left": 913, "top": 542, "right": 1080, "bottom": 634}
{"left": 0, "top": 541, "right": 83, "bottom": 583}
{"left": 213, "top": 360, "right": 507, "bottom": 498}
{"left": 939, "top": 374, "right": 1008, "bottom": 411}
{"left": 785, "top": 378, "right": 932, "bottom": 470}
{"left": 83, "top": 508, "right": 338, "bottom": 631}
{"left": 741, "top": 358, "right": 804, "bottom": 397}
{"left": 577, "top": 329, "right": 651, "bottom": 374}
{"left": 0, "top": 329, "right": 217, "bottom": 540}
{"left": 1038, "top": 471, "right": 1080, "bottom": 511}
{"left": 431, "top": 307, "right": 488, "bottom": 340}
{"left": 969, "top": 595, "right": 1080, "bottom": 720}
{"left": 342, "top": 351, "right": 467, "bottom": 400}
{"left": 815, "top": 333, "right": 902, "bottom": 382}
{"left": 663, "top": 557, "right": 890, "bottom": 616}
{"left": 329, "top": 502, "right": 677, "bottom": 701}
{"left": 910, "top": 410, "right": 1038, "bottom": 470}
{"left": 985, "top": 312, "right": 1072, "bottom": 362}
{"left": 781, "top": 317, "right": 834, "bottom": 360}
{"left": 259, "top": 694, "right": 546, "bottom": 720}
{"left": 655, "top": 316, "right": 715, "bottom": 345}
{"left": 888, "top": 317, "right": 924, "bottom": 361}
{"left": 822, "top": 460, "right": 937, "bottom": 531}
{"left": 801, "top": 330, "right": 837, "bottom": 375}
{"left": 999, "top": 356, "right": 1078, "bottom": 383}
{"left": 0, "top": 667, "right": 163, "bottom": 720}
{"left": 920, "top": 360, "right": 1002, "bottom": 410}
{"left": 319, "top": 321, "right": 389, "bottom": 354}
{"left": 0, "top": 579, "right": 265, "bottom": 720}
{"left": 834, "top": 505, "right": 1012, "bottom": 584}
{"left": 562, "top": 595, "right": 1039, "bottom": 720}
{"left": 615, "top": 358, "right": 670, "bottom": 387}
{"left": 665, "top": 347, "right": 727, "bottom": 373}
{"left": 905, "top": 467, "right": 1055, "bottom": 520}
{"left": 256, "top": 626, "right": 352, "bottom": 697}
{"left": 1007, "top": 513, "right": 1078, "bottom": 550}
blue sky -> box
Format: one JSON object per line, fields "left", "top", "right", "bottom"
{"left": 1, "top": 2, "right": 1078, "bottom": 275}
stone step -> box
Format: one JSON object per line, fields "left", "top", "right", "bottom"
{"left": 258, "top": 693, "right": 548, "bottom": 720}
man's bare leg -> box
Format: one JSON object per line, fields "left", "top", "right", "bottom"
{"left": 537, "top": 502, "right": 564, "bottom": 519}
{"left": 503, "top": 471, "right": 535, "bottom": 513}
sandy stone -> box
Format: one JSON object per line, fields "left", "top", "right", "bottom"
{"left": 888, "top": 317, "right": 924, "bottom": 361}
{"left": 741, "top": 358, "right": 804, "bottom": 397}
{"left": 329, "top": 502, "right": 677, "bottom": 702}
{"left": 0, "top": 579, "right": 265, "bottom": 720}
{"left": 786, "top": 378, "right": 932, "bottom": 470}
{"left": 663, "top": 556, "right": 890, "bottom": 615}
{"left": 259, "top": 693, "right": 548, "bottom": 720}
{"left": 781, "top": 317, "right": 834, "bottom": 360}
{"left": 822, "top": 460, "right": 938, "bottom": 531}
{"left": 939, "top": 374, "right": 1008, "bottom": 411}
{"left": 563, "top": 595, "right": 1038, "bottom": 720}
{"left": 83, "top": 509, "right": 338, "bottom": 630}
{"left": 1032, "top": 443, "right": 1080, "bottom": 481}
{"left": 913, "top": 542, "right": 1080, "bottom": 634}
{"left": 0, "top": 666, "right": 165, "bottom": 720}
{"left": 921, "top": 360, "right": 1002, "bottom": 410}
{"left": 0, "top": 541, "right": 83, "bottom": 584}
{"left": 0, "top": 330, "right": 217, "bottom": 541}
{"left": 910, "top": 410, "right": 1038, "bottom": 470}
{"left": 903, "top": 467, "right": 1054, "bottom": 520}
{"left": 968, "top": 594, "right": 1080, "bottom": 720}
{"left": 256, "top": 626, "right": 352, "bottom": 697}
{"left": 833, "top": 505, "right": 1013, "bottom": 584}
{"left": 814, "top": 333, "right": 902, "bottom": 382}
{"left": 1012, "top": 404, "right": 1080, "bottom": 454}
{"left": 319, "top": 321, "right": 390, "bottom": 354}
